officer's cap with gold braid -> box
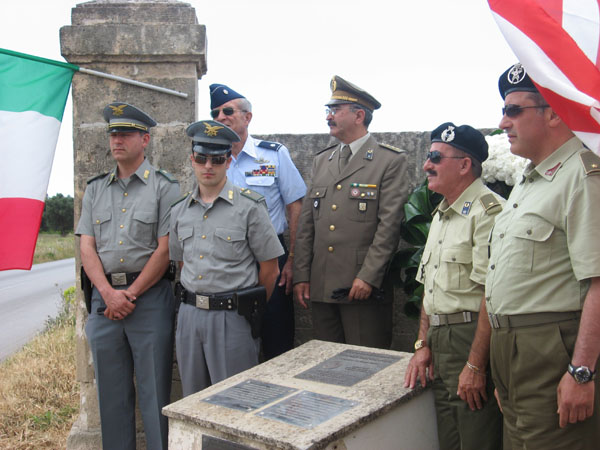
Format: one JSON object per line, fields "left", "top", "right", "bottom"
{"left": 431, "top": 122, "right": 489, "bottom": 162}
{"left": 103, "top": 102, "right": 157, "bottom": 134}
{"left": 186, "top": 120, "right": 240, "bottom": 155}
{"left": 326, "top": 75, "right": 381, "bottom": 112}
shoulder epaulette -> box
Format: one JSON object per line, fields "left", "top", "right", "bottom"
{"left": 579, "top": 151, "right": 600, "bottom": 176}
{"left": 86, "top": 172, "right": 109, "bottom": 184}
{"left": 257, "top": 140, "right": 282, "bottom": 151}
{"left": 379, "top": 143, "right": 405, "bottom": 153}
{"left": 239, "top": 188, "right": 265, "bottom": 203}
{"left": 156, "top": 168, "right": 178, "bottom": 183}
{"left": 480, "top": 194, "right": 502, "bottom": 214}
{"left": 171, "top": 192, "right": 191, "bottom": 208}
{"left": 317, "top": 143, "right": 338, "bottom": 155}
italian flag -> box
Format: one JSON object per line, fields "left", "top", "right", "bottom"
{"left": 0, "top": 49, "right": 75, "bottom": 270}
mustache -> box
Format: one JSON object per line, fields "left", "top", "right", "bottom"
{"left": 425, "top": 170, "right": 437, "bottom": 176}
{"left": 327, "top": 120, "right": 336, "bottom": 127}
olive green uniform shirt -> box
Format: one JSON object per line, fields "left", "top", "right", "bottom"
{"left": 418, "top": 178, "right": 504, "bottom": 315}
{"left": 486, "top": 137, "right": 600, "bottom": 315}
{"left": 76, "top": 158, "right": 180, "bottom": 273}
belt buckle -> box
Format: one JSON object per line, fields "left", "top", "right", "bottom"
{"left": 462, "top": 311, "right": 472, "bottom": 323}
{"left": 111, "top": 273, "right": 127, "bottom": 286}
{"left": 195, "top": 295, "right": 210, "bottom": 310}
{"left": 430, "top": 315, "right": 440, "bottom": 327}
{"left": 489, "top": 313, "right": 500, "bottom": 329}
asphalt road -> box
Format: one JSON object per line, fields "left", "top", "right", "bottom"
{"left": 0, "top": 258, "right": 76, "bottom": 361}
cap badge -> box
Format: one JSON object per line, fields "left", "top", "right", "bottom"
{"left": 331, "top": 77, "right": 337, "bottom": 92}
{"left": 203, "top": 122, "right": 224, "bottom": 137}
{"left": 508, "top": 63, "right": 526, "bottom": 85}
{"left": 223, "top": 89, "right": 229, "bottom": 95}
{"left": 441, "top": 125, "right": 455, "bottom": 142}
{"left": 109, "top": 104, "right": 127, "bottom": 116}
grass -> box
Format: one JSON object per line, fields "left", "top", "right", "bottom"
{"left": 33, "top": 233, "right": 75, "bottom": 265}
{"left": 0, "top": 287, "right": 78, "bottom": 449}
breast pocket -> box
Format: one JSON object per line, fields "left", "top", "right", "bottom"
{"left": 245, "top": 176, "right": 275, "bottom": 188}
{"left": 132, "top": 210, "right": 158, "bottom": 246}
{"left": 309, "top": 186, "right": 327, "bottom": 220}
{"left": 214, "top": 227, "right": 246, "bottom": 259}
{"left": 92, "top": 211, "right": 112, "bottom": 247}
{"left": 510, "top": 219, "right": 554, "bottom": 272}
{"left": 438, "top": 247, "right": 472, "bottom": 291}
{"left": 176, "top": 226, "right": 194, "bottom": 253}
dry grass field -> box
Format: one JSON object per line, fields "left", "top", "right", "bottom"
{"left": 33, "top": 233, "right": 75, "bottom": 265}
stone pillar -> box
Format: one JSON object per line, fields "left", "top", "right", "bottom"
{"left": 60, "top": 1, "right": 206, "bottom": 448}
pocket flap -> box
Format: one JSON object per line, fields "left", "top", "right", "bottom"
{"left": 309, "top": 186, "right": 327, "bottom": 198}
{"left": 94, "top": 211, "right": 111, "bottom": 225}
{"left": 513, "top": 219, "right": 554, "bottom": 242}
{"left": 177, "top": 226, "right": 193, "bottom": 241}
{"left": 246, "top": 176, "right": 275, "bottom": 187}
{"left": 441, "top": 247, "right": 472, "bottom": 264}
{"left": 215, "top": 227, "right": 245, "bottom": 242}
{"left": 133, "top": 210, "right": 157, "bottom": 224}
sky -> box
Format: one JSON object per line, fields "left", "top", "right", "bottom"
{"left": 2, "top": 0, "right": 518, "bottom": 196}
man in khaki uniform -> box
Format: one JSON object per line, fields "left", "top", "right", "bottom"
{"left": 293, "top": 76, "right": 409, "bottom": 348}
{"left": 403, "top": 122, "right": 504, "bottom": 450}
{"left": 485, "top": 63, "right": 600, "bottom": 449}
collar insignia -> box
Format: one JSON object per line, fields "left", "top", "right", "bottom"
{"left": 461, "top": 201, "right": 472, "bottom": 215}
{"left": 365, "top": 149, "right": 374, "bottom": 160}
{"left": 143, "top": 170, "right": 150, "bottom": 179}
{"left": 545, "top": 162, "right": 561, "bottom": 177}
{"left": 228, "top": 190, "right": 233, "bottom": 200}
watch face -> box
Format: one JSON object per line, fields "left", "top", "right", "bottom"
{"left": 574, "top": 367, "right": 592, "bottom": 383}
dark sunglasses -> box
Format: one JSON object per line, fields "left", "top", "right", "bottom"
{"left": 426, "top": 151, "right": 465, "bottom": 164}
{"left": 193, "top": 153, "right": 228, "bottom": 165}
{"left": 502, "top": 104, "right": 549, "bottom": 118}
{"left": 210, "top": 107, "right": 247, "bottom": 119}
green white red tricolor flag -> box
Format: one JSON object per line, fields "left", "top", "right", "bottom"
{"left": 489, "top": 0, "right": 600, "bottom": 154}
{"left": 0, "top": 49, "right": 74, "bottom": 271}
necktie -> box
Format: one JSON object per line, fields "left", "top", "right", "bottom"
{"left": 339, "top": 145, "right": 351, "bottom": 171}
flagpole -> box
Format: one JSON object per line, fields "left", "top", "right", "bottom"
{"left": 0, "top": 48, "right": 188, "bottom": 99}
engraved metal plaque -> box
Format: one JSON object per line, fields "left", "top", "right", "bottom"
{"left": 202, "top": 434, "right": 257, "bottom": 450}
{"left": 203, "top": 379, "right": 297, "bottom": 412}
{"left": 257, "top": 391, "right": 358, "bottom": 429}
{"left": 295, "top": 349, "right": 401, "bottom": 386}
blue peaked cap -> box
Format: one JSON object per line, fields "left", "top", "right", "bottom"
{"left": 209, "top": 83, "right": 246, "bottom": 109}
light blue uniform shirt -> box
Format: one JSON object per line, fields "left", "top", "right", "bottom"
{"left": 227, "top": 135, "right": 306, "bottom": 235}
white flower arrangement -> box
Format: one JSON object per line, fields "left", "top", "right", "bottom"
{"left": 482, "top": 133, "right": 529, "bottom": 186}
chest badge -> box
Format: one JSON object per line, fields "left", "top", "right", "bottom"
{"left": 313, "top": 199, "right": 320, "bottom": 209}
{"left": 359, "top": 202, "right": 367, "bottom": 211}
{"left": 254, "top": 157, "right": 269, "bottom": 164}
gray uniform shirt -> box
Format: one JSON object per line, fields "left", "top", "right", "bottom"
{"left": 76, "top": 158, "right": 180, "bottom": 273}
{"left": 169, "top": 179, "right": 284, "bottom": 294}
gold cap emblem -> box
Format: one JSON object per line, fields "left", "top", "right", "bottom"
{"left": 109, "top": 104, "right": 127, "bottom": 116}
{"left": 203, "top": 122, "right": 224, "bottom": 137}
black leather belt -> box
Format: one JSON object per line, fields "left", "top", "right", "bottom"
{"left": 429, "top": 311, "right": 478, "bottom": 327}
{"left": 105, "top": 271, "right": 141, "bottom": 287}
{"left": 181, "top": 288, "right": 238, "bottom": 310}
{"left": 488, "top": 311, "right": 581, "bottom": 329}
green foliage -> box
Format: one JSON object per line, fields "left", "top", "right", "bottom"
{"left": 44, "top": 286, "right": 76, "bottom": 331}
{"left": 41, "top": 194, "right": 74, "bottom": 236}
{"left": 389, "top": 180, "right": 442, "bottom": 318}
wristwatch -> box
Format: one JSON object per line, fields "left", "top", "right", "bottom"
{"left": 567, "top": 363, "right": 596, "bottom": 384}
{"left": 414, "top": 339, "right": 426, "bottom": 351}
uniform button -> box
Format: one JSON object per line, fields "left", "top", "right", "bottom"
{"left": 120, "top": 224, "right": 124, "bottom": 229}
{"left": 490, "top": 264, "right": 495, "bottom": 270}
{"left": 526, "top": 229, "right": 532, "bottom": 235}
{"left": 499, "top": 233, "right": 504, "bottom": 238}
{"left": 451, "top": 256, "right": 456, "bottom": 261}
{"left": 329, "top": 225, "right": 335, "bottom": 231}
{"left": 199, "top": 255, "right": 204, "bottom": 259}
{"left": 204, "top": 215, "right": 208, "bottom": 219}
{"left": 332, "top": 205, "right": 337, "bottom": 211}
{"left": 227, "top": 236, "right": 231, "bottom": 241}
{"left": 328, "top": 246, "right": 334, "bottom": 252}
{"left": 96, "top": 219, "right": 100, "bottom": 224}
{"left": 429, "top": 289, "right": 433, "bottom": 293}
{"left": 434, "top": 265, "right": 438, "bottom": 269}
{"left": 198, "top": 275, "right": 203, "bottom": 280}
{"left": 513, "top": 203, "right": 518, "bottom": 208}
{"left": 202, "top": 235, "right": 206, "bottom": 239}
{"left": 336, "top": 184, "right": 342, "bottom": 190}
{"left": 122, "top": 208, "right": 126, "bottom": 213}
{"left": 124, "top": 192, "right": 128, "bottom": 197}
{"left": 438, "top": 240, "right": 442, "bottom": 244}
{"left": 119, "top": 241, "right": 123, "bottom": 245}
{"left": 120, "top": 258, "right": 124, "bottom": 263}
{"left": 316, "top": 192, "right": 320, "bottom": 196}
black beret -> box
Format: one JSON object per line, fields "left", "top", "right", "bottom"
{"left": 498, "top": 63, "right": 539, "bottom": 100}
{"left": 431, "top": 122, "right": 488, "bottom": 162}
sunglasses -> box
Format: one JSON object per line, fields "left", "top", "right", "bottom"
{"left": 502, "top": 104, "right": 549, "bottom": 118}
{"left": 426, "top": 151, "right": 465, "bottom": 164}
{"left": 193, "top": 153, "right": 228, "bottom": 165}
{"left": 210, "top": 107, "right": 247, "bottom": 119}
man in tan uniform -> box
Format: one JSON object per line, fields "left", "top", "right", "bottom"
{"left": 485, "top": 63, "right": 600, "bottom": 449}
{"left": 293, "top": 75, "right": 409, "bottom": 348}
{"left": 403, "top": 122, "right": 504, "bottom": 450}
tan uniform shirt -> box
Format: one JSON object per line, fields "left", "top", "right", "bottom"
{"left": 169, "top": 179, "right": 284, "bottom": 294}
{"left": 486, "top": 137, "right": 600, "bottom": 315}
{"left": 418, "top": 178, "right": 504, "bottom": 315}
{"left": 76, "top": 158, "right": 180, "bottom": 274}
{"left": 294, "top": 134, "right": 409, "bottom": 302}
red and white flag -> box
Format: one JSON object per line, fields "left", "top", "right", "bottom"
{"left": 489, "top": 0, "right": 600, "bottom": 153}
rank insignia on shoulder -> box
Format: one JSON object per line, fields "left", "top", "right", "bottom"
{"left": 379, "top": 143, "right": 405, "bottom": 153}
{"left": 86, "top": 172, "right": 109, "bottom": 184}
{"left": 480, "top": 194, "right": 502, "bottom": 214}
{"left": 157, "top": 168, "right": 177, "bottom": 182}
{"left": 257, "top": 140, "right": 282, "bottom": 151}
{"left": 580, "top": 151, "right": 600, "bottom": 176}
{"left": 461, "top": 201, "right": 472, "bottom": 215}
{"left": 240, "top": 188, "right": 264, "bottom": 202}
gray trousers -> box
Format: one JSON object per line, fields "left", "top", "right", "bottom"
{"left": 86, "top": 279, "right": 176, "bottom": 450}
{"left": 176, "top": 303, "right": 260, "bottom": 397}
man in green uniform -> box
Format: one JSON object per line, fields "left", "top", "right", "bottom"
{"left": 293, "top": 75, "right": 409, "bottom": 348}
{"left": 404, "top": 122, "right": 504, "bottom": 449}
{"left": 485, "top": 63, "right": 600, "bottom": 449}
{"left": 169, "top": 120, "right": 283, "bottom": 396}
{"left": 77, "top": 102, "right": 180, "bottom": 450}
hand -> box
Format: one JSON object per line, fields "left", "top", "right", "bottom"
{"left": 293, "top": 282, "right": 310, "bottom": 309}
{"left": 403, "top": 346, "right": 434, "bottom": 389}
{"left": 557, "top": 371, "right": 595, "bottom": 428}
{"left": 103, "top": 288, "right": 136, "bottom": 320}
{"left": 278, "top": 259, "right": 294, "bottom": 295}
{"left": 457, "top": 364, "right": 488, "bottom": 410}
{"left": 348, "top": 278, "right": 372, "bottom": 301}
